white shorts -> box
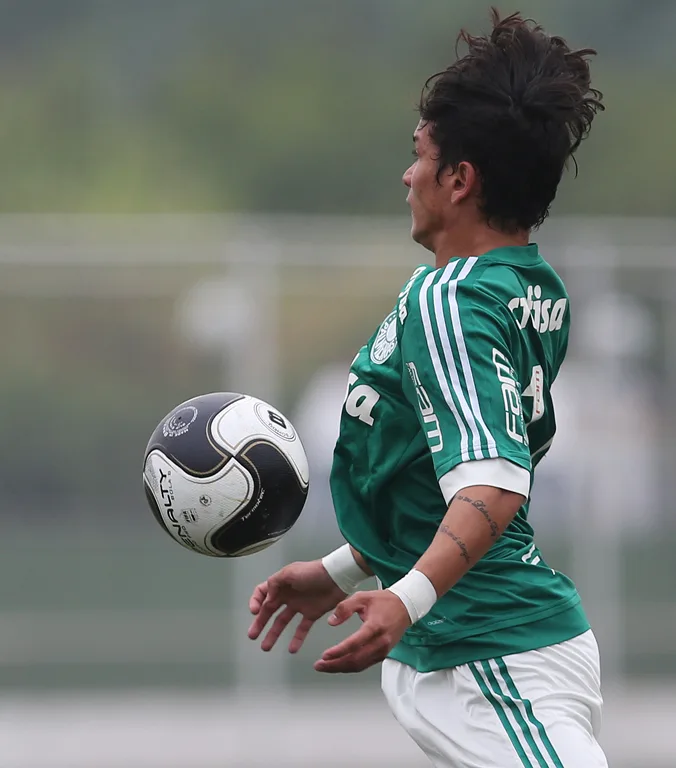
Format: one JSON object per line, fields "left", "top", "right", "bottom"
{"left": 381, "top": 629, "right": 608, "bottom": 768}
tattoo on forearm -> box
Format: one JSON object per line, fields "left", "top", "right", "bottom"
{"left": 439, "top": 524, "right": 471, "bottom": 564}
{"left": 454, "top": 494, "right": 500, "bottom": 540}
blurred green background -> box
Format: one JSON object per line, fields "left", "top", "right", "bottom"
{"left": 0, "top": 0, "right": 673, "bottom": 216}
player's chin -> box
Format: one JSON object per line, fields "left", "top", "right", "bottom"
{"left": 409, "top": 215, "right": 423, "bottom": 243}
{"left": 410, "top": 218, "right": 430, "bottom": 250}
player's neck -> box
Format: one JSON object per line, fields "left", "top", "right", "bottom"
{"left": 433, "top": 226, "right": 530, "bottom": 268}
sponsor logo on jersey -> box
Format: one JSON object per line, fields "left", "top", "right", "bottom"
{"left": 507, "top": 285, "right": 567, "bottom": 333}
{"left": 370, "top": 311, "right": 398, "bottom": 365}
{"left": 492, "top": 349, "right": 527, "bottom": 445}
{"left": 406, "top": 362, "right": 443, "bottom": 452}
{"left": 398, "top": 265, "right": 428, "bottom": 324}
{"left": 344, "top": 373, "right": 380, "bottom": 426}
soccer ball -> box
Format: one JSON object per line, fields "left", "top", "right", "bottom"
{"left": 142, "top": 392, "right": 310, "bottom": 557}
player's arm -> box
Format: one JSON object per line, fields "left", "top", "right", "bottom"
{"left": 390, "top": 485, "right": 524, "bottom": 620}
{"left": 322, "top": 486, "right": 522, "bottom": 617}
{"left": 315, "top": 484, "right": 525, "bottom": 673}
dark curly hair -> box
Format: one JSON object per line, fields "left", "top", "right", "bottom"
{"left": 419, "top": 9, "right": 604, "bottom": 232}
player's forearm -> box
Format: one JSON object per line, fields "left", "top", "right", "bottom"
{"left": 414, "top": 485, "right": 525, "bottom": 599}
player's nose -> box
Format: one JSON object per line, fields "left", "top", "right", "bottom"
{"left": 402, "top": 165, "right": 413, "bottom": 188}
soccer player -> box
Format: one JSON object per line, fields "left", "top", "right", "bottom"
{"left": 248, "top": 10, "right": 607, "bottom": 767}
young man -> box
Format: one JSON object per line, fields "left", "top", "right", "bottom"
{"left": 249, "top": 10, "right": 607, "bottom": 767}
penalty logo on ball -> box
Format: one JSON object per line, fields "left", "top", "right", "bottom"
{"left": 163, "top": 406, "right": 198, "bottom": 438}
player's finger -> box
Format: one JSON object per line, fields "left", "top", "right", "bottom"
{"left": 288, "top": 616, "right": 314, "bottom": 654}
{"left": 248, "top": 602, "right": 278, "bottom": 639}
{"left": 248, "top": 590, "right": 282, "bottom": 640}
{"left": 314, "top": 645, "right": 382, "bottom": 674}
{"left": 327, "top": 594, "right": 364, "bottom": 627}
{"left": 320, "top": 623, "right": 377, "bottom": 661}
{"left": 261, "top": 606, "right": 296, "bottom": 652}
{"left": 249, "top": 582, "right": 268, "bottom": 615}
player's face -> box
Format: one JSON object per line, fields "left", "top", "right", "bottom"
{"left": 403, "top": 122, "right": 476, "bottom": 255}
{"left": 403, "top": 122, "right": 450, "bottom": 251}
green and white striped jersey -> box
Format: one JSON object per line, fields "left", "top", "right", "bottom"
{"left": 330, "top": 244, "right": 589, "bottom": 671}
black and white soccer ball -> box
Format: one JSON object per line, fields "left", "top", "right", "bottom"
{"left": 142, "top": 392, "right": 310, "bottom": 557}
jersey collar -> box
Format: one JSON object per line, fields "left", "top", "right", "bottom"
{"left": 480, "top": 243, "right": 541, "bottom": 263}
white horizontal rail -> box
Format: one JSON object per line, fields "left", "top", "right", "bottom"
{"left": 1, "top": 604, "right": 675, "bottom": 665}
{"left": 0, "top": 610, "right": 230, "bottom": 665}
{"left": 0, "top": 214, "right": 671, "bottom": 266}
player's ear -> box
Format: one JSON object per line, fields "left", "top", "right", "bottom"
{"left": 449, "top": 161, "right": 478, "bottom": 205}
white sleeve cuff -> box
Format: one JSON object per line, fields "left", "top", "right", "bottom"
{"left": 438, "top": 457, "right": 531, "bottom": 505}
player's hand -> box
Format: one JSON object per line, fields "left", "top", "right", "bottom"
{"left": 314, "top": 589, "right": 411, "bottom": 674}
{"left": 248, "top": 560, "right": 348, "bottom": 654}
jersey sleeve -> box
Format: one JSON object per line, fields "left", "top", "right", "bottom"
{"left": 400, "top": 260, "right": 532, "bottom": 504}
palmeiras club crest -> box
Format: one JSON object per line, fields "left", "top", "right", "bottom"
{"left": 370, "top": 311, "right": 398, "bottom": 365}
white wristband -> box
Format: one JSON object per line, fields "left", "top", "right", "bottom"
{"left": 321, "top": 544, "right": 370, "bottom": 594}
{"left": 387, "top": 569, "right": 438, "bottom": 624}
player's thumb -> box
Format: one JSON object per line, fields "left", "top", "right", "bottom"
{"left": 328, "top": 596, "right": 359, "bottom": 626}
